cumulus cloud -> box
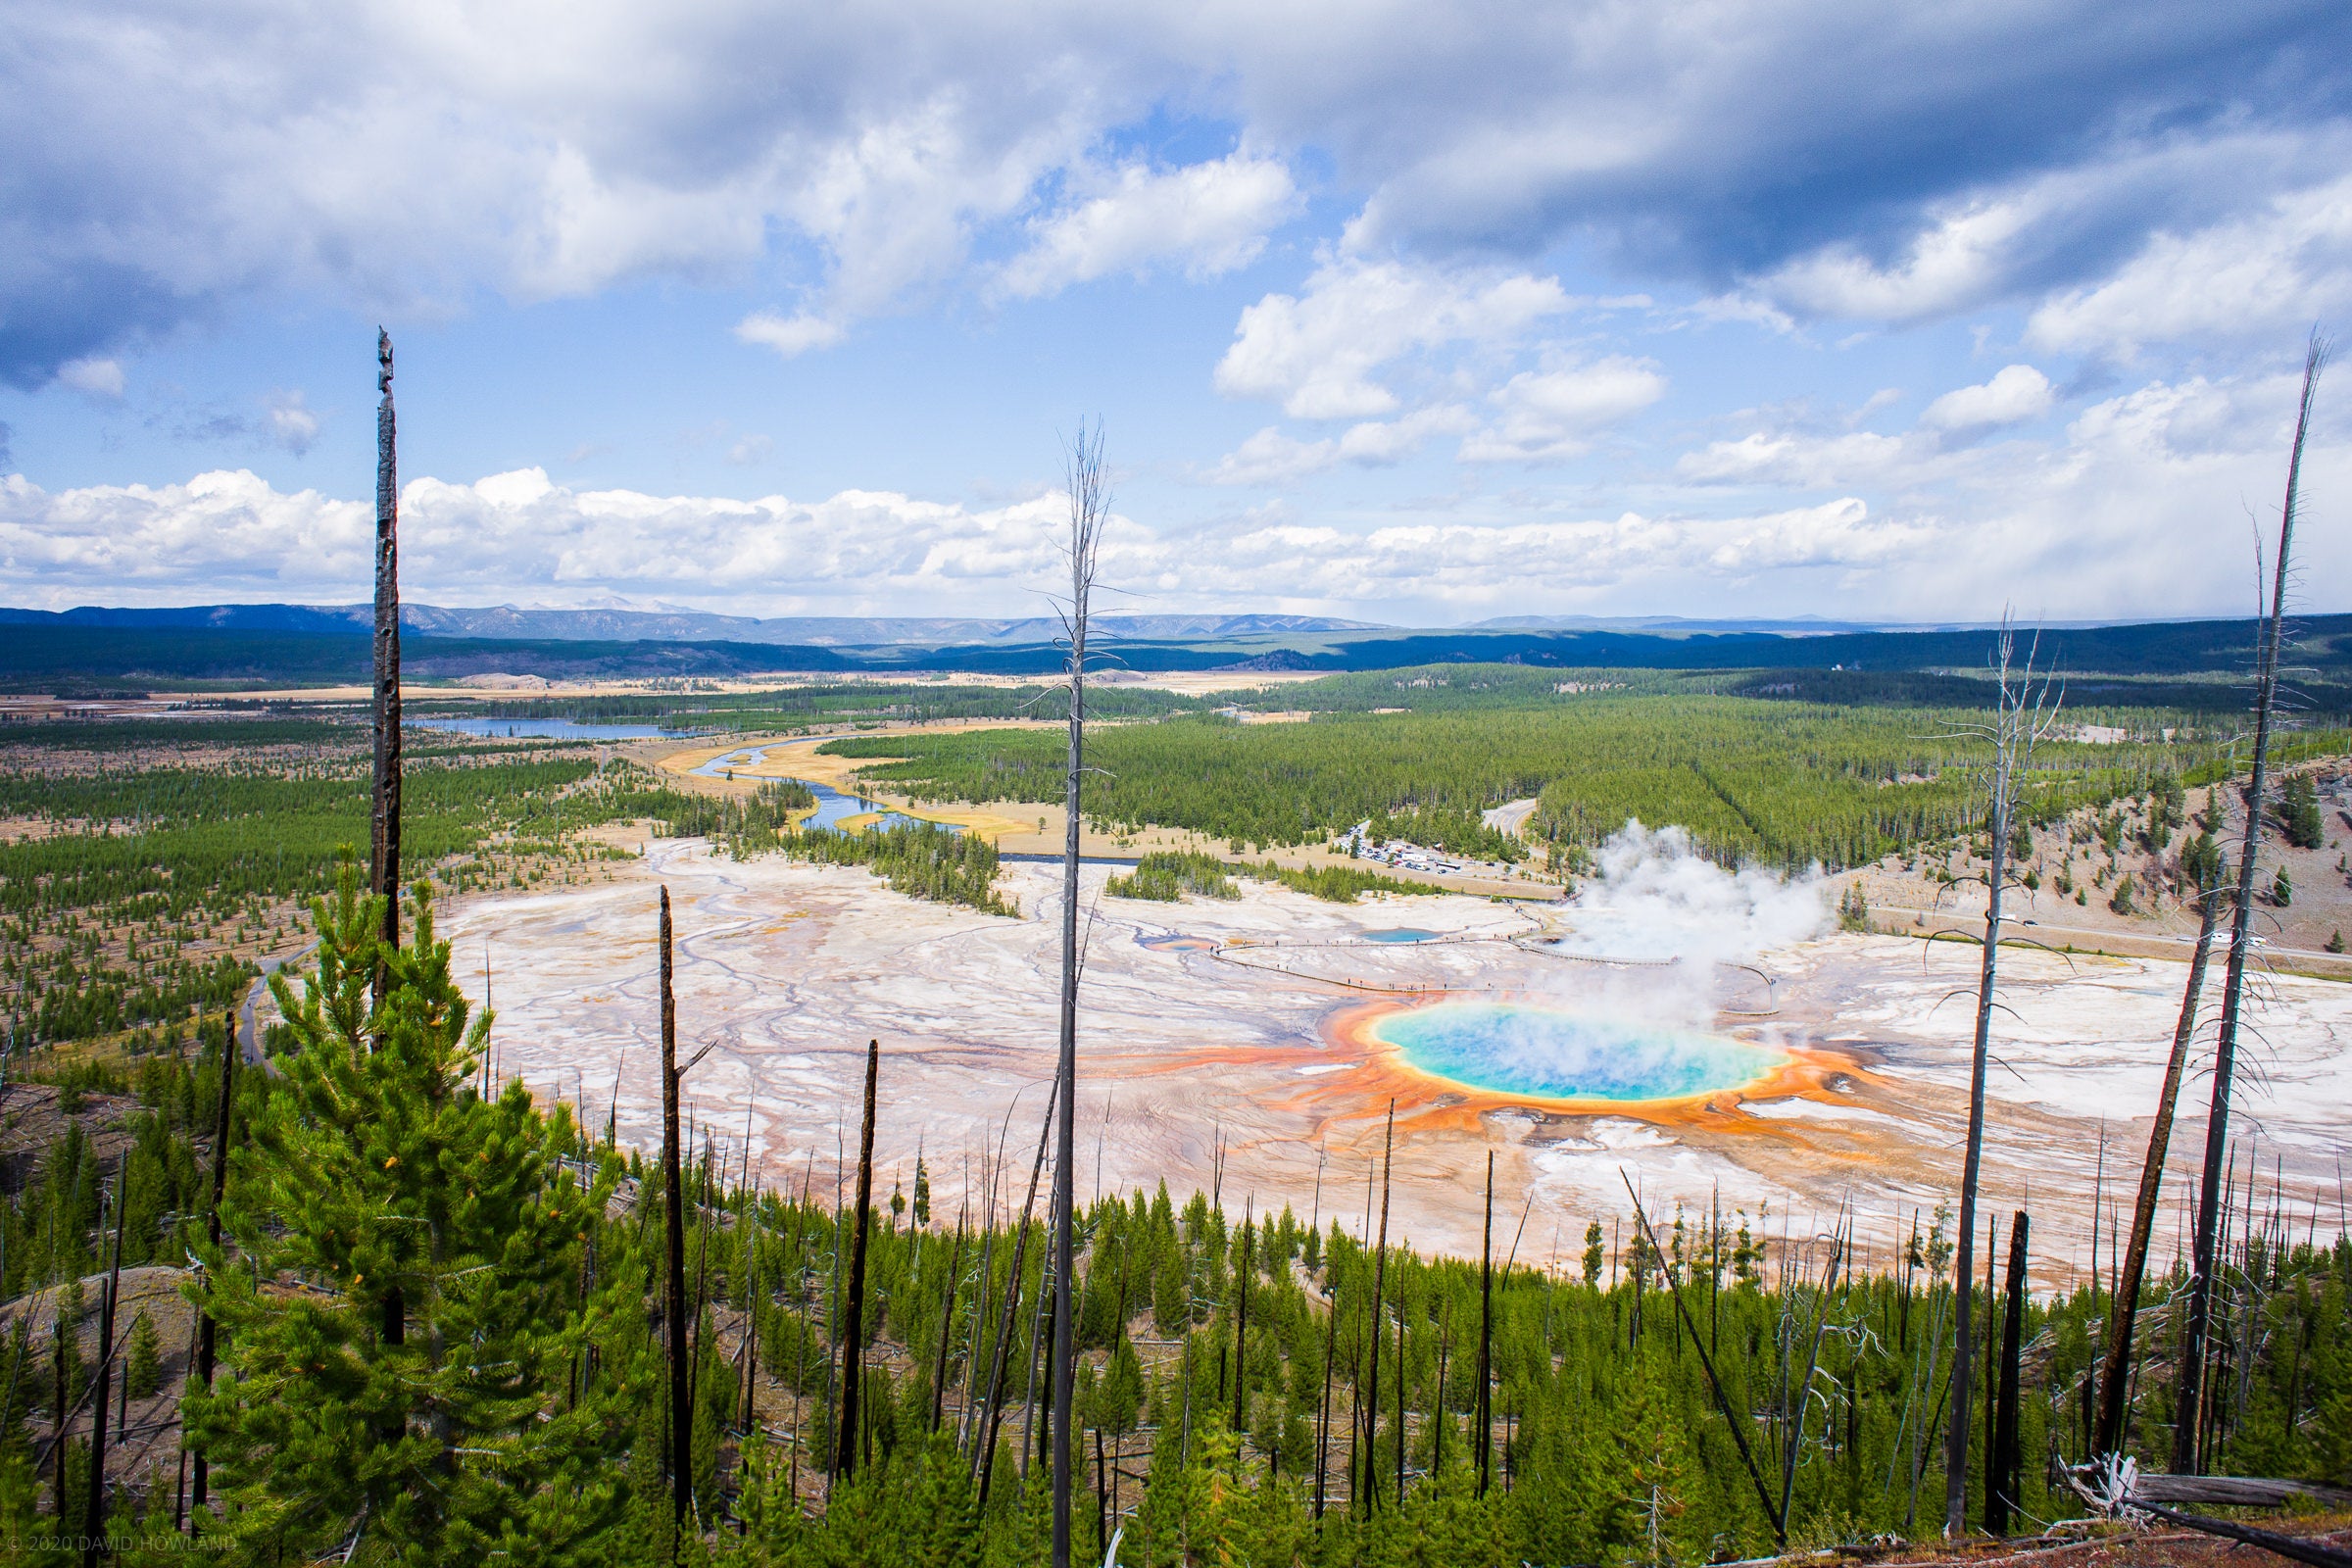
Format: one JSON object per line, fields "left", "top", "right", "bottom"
{"left": 2026, "top": 173, "right": 2352, "bottom": 359}
{"left": 1746, "top": 198, "right": 2039, "bottom": 324}
{"left": 56, "top": 357, "right": 125, "bottom": 398}
{"left": 3, "top": 0, "right": 2344, "bottom": 380}
{"left": 1727, "top": 128, "right": 2352, "bottom": 333}
{"left": 1919, "top": 365, "right": 2054, "bottom": 431}
{"left": 735, "top": 310, "right": 849, "bottom": 358}
{"left": 1205, "top": 406, "right": 1475, "bottom": 485}
{"left": 1678, "top": 429, "right": 1919, "bottom": 488}
{"left": 1458, "top": 359, "right": 1667, "bottom": 462}
{"left": 0, "top": 463, "right": 1890, "bottom": 614}
{"left": 0, "top": 470, "right": 371, "bottom": 596}
{"left": 996, "top": 153, "right": 1298, "bottom": 298}
{"left": 266, "top": 391, "right": 320, "bottom": 455}
{"left": 1214, "top": 258, "right": 1571, "bottom": 418}
{"left": 1670, "top": 366, "right": 2352, "bottom": 616}
{"left": 8, "top": 370, "right": 2344, "bottom": 621}
{"left": 0, "top": 466, "right": 1087, "bottom": 612}
{"left": 1700, "top": 497, "right": 1935, "bottom": 570}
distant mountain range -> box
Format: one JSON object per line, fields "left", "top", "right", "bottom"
{"left": 0, "top": 603, "right": 2214, "bottom": 646}
{"left": 4, "top": 601, "right": 2347, "bottom": 699}
{"left": 0, "top": 603, "right": 1386, "bottom": 648}
{"left": 1464, "top": 613, "right": 1880, "bottom": 634}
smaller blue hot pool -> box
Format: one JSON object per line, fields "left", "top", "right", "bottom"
{"left": 1361, "top": 928, "right": 1442, "bottom": 944}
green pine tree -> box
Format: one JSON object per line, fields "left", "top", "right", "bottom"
{"left": 182, "top": 858, "right": 626, "bottom": 1561}
{"left": 125, "top": 1307, "right": 159, "bottom": 1399}
{"left": 2279, "top": 772, "right": 2325, "bottom": 850}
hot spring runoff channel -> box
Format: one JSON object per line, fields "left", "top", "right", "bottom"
{"left": 1372, "top": 1001, "right": 1787, "bottom": 1103}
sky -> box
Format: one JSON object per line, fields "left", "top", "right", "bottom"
{"left": 2, "top": 0, "right": 2348, "bottom": 626}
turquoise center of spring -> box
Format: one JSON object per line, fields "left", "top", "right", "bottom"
{"left": 1371, "top": 1002, "right": 1786, "bottom": 1102}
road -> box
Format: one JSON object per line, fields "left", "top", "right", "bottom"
{"left": 237, "top": 944, "right": 315, "bottom": 1070}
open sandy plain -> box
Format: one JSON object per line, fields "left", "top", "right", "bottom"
{"left": 434, "top": 833, "right": 2352, "bottom": 1289}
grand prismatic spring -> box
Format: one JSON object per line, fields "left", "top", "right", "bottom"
{"left": 422, "top": 825, "right": 2352, "bottom": 1281}
{"left": 1369, "top": 1001, "right": 1791, "bottom": 1105}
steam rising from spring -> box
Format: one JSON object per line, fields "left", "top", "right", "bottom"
{"left": 1559, "top": 821, "right": 1830, "bottom": 966}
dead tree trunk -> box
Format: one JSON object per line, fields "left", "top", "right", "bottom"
{"left": 188, "top": 1006, "right": 236, "bottom": 1517}
{"left": 1988, "top": 1210, "right": 2029, "bottom": 1534}
{"left": 741, "top": 1189, "right": 760, "bottom": 1439}
{"left": 977, "top": 1078, "right": 1058, "bottom": 1504}
{"left": 2093, "top": 848, "right": 2225, "bottom": 1456}
{"left": 1315, "top": 1266, "right": 1340, "bottom": 1519}
{"left": 1232, "top": 1198, "right": 1252, "bottom": 1450}
{"left": 930, "top": 1215, "right": 966, "bottom": 1432}
{"left": 369, "top": 329, "right": 402, "bottom": 959}
{"left": 1358, "top": 1100, "right": 1395, "bottom": 1518}
{"left": 1625, "top": 1172, "right": 1786, "bottom": 1548}
{"left": 2178, "top": 333, "right": 2328, "bottom": 1474}
{"left": 1945, "top": 622, "right": 2054, "bottom": 1535}
{"left": 1052, "top": 421, "right": 1108, "bottom": 1568}
{"left": 835, "top": 1039, "right": 880, "bottom": 1480}
{"left": 661, "top": 889, "right": 691, "bottom": 1536}
{"left": 1477, "top": 1150, "right": 1494, "bottom": 1497}
{"left": 80, "top": 1174, "right": 127, "bottom": 1566}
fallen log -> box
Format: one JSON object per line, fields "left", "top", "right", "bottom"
{"left": 2124, "top": 1500, "right": 2352, "bottom": 1568}
{"left": 2065, "top": 1455, "right": 2352, "bottom": 1568}
{"left": 2128, "top": 1475, "right": 2352, "bottom": 1510}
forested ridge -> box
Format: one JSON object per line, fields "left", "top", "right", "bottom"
{"left": 818, "top": 690, "right": 2344, "bottom": 870}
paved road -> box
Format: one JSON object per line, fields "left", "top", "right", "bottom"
{"left": 1480, "top": 798, "right": 1541, "bottom": 834}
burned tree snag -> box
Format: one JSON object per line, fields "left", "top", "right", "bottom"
{"left": 835, "top": 1039, "right": 880, "bottom": 1479}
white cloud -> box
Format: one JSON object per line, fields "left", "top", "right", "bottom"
{"left": 0, "top": 470, "right": 370, "bottom": 595}
{"left": 56, "top": 357, "right": 125, "bottom": 398}
{"left": 1666, "top": 367, "right": 2352, "bottom": 617}
{"left": 266, "top": 391, "right": 320, "bottom": 455}
{"left": 1204, "top": 405, "right": 1474, "bottom": 485}
{"left": 8, "top": 369, "right": 2346, "bottom": 623}
{"left": 1151, "top": 502, "right": 1898, "bottom": 608}
{"left": 735, "top": 310, "right": 848, "bottom": 358}
{"left": 0, "top": 459, "right": 1917, "bottom": 617}
{"left": 1677, "top": 429, "right": 1919, "bottom": 488}
{"left": 1338, "top": 406, "right": 1476, "bottom": 465}
{"left": 996, "top": 153, "right": 1298, "bottom": 299}
{"left": 1700, "top": 498, "right": 1931, "bottom": 570}
{"left": 2026, "top": 174, "right": 2352, "bottom": 359}
{"left": 1919, "top": 365, "right": 2054, "bottom": 431}
{"left": 1207, "top": 427, "right": 1337, "bottom": 486}
{"left": 0, "top": 466, "right": 1085, "bottom": 612}
{"left": 1459, "top": 359, "right": 1667, "bottom": 463}
{"left": 1751, "top": 197, "right": 2037, "bottom": 323}
{"left": 1214, "top": 258, "right": 1572, "bottom": 419}
{"left": 6, "top": 0, "right": 2343, "bottom": 386}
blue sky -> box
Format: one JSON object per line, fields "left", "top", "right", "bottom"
{"left": 3, "top": 0, "right": 2348, "bottom": 624}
